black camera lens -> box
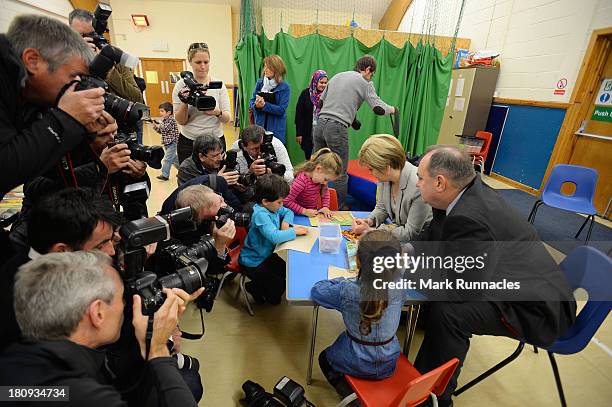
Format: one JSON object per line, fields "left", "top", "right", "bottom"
{"left": 241, "top": 380, "right": 284, "bottom": 407}
{"left": 130, "top": 144, "right": 165, "bottom": 169}
{"left": 104, "top": 93, "right": 149, "bottom": 129}
{"left": 265, "top": 160, "right": 286, "bottom": 176}
{"left": 158, "top": 265, "right": 203, "bottom": 294}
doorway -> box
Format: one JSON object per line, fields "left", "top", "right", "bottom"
{"left": 137, "top": 58, "right": 185, "bottom": 117}
{"left": 544, "top": 29, "right": 612, "bottom": 214}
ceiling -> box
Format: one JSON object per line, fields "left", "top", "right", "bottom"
{"left": 154, "top": 0, "right": 394, "bottom": 24}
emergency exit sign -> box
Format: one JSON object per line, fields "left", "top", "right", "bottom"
{"left": 592, "top": 106, "right": 612, "bottom": 122}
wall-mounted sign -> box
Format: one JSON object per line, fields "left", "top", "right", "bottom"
{"left": 554, "top": 77, "right": 567, "bottom": 95}
{"left": 592, "top": 106, "right": 612, "bottom": 122}
{"left": 595, "top": 78, "right": 612, "bottom": 106}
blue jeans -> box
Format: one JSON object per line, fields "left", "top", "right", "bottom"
{"left": 161, "top": 141, "right": 179, "bottom": 178}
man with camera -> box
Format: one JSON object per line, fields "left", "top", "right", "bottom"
{"left": 313, "top": 55, "right": 396, "bottom": 208}
{"left": 0, "top": 251, "right": 198, "bottom": 407}
{"left": 178, "top": 134, "right": 240, "bottom": 186}
{"left": 69, "top": 9, "right": 143, "bottom": 104}
{"left": 229, "top": 125, "right": 294, "bottom": 185}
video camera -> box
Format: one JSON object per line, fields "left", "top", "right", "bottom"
{"left": 260, "top": 131, "right": 286, "bottom": 176}
{"left": 80, "top": 3, "right": 112, "bottom": 49}
{"left": 179, "top": 71, "right": 223, "bottom": 111}
{"left": 241, "top": 377, "right": 314, "bottom": 407}
{"left": 223, "top": 149, "right": 256, "bottom": 187}
{"left": 119, "top": 207, "right": 220, "bottom": 315}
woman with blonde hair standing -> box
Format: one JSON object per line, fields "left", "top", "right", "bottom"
{"left": 249, "top": 55, "right": 291, "bottom": 144}
{"left": 173, "top": 42, "right": 231, "bottom": 163}
{"left": 352, "top": 134, "right": 432, "bottom": 242}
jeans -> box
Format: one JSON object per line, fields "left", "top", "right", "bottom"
{"left": 313, "top": 118, "right": 349, "bottom": 207}
{"left": 161, "top": 141, "right": 179, "bottom": 178}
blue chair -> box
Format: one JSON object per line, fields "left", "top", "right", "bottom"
{"left": 528, "top": 164, "right": 599, "bottom": 243}
{"left": 454, "top": 245, "right": 612, "bottom": 406}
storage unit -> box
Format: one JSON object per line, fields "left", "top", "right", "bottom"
{"left": 437, "top": 66, "right": 500, "bottom": 145}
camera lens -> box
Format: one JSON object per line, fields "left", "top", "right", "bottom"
{"left": 130, "top": 144, "right": 165, "bottom": 169}
{"left": 158, "top": 265, "right": 203, "bottom": 294}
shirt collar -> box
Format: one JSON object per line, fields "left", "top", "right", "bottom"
{"left": 446, "top": 187, "right": 467, "bottom": 215}
{"left": 28, "top": 247, "right": 43, "bottom": 260}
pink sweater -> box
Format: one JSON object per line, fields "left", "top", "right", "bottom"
{"left": 284, "top": 172, "right": 330, "bottom": 215}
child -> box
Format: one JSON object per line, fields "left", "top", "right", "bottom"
{"left": 283, "top": 148, "right": 342, "bottom": 218}
{"left": 239, "top": 174, "right": 308, "bottom": 304}
{"left": 311, "top": 230, "right": 405, "bottom": 405}
{"left": 153, "top": 102, "right": 180, "bottom": 180}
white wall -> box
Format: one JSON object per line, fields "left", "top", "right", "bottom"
{"left": 262, "top": 7, "right": 372, "bottom": 37}
{"left": 455, "top": 0, "right": 612, "bottom": 102}
{"left": 108, "top": 0, "right": 234, "bottom": 85}
{"left": 0, "top": 0, "right": 72, "bottom": 32}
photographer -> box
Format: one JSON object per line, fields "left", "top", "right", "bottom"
{"left": 173, "top": 43, "right": 231, "bottom": 163}
{"left": 69, "top": 9, "right": 144, "bottom": 104}
{"left": 178, "top": 134, "right": 239, "bottom": 187}
{"left": 161, "top": 174, "right": 243, "bottom": 215}
{"left": 229, "top": 125, "right": 294, "bottom": 185}
{"left": 0, "top": 251, "right": 197, "bottom": 407}
{"left": 0, "top": 14, "right": 106, "bottom": 201}
{"left": 0, "top": 188, "right": 120, "bottom": 350}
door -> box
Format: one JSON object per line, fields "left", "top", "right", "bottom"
{"left": 567, "top": 35, "right": 612, "bottom": 213}
{"left": 137, "top": 58, "right": 185, "bottom": 117}
{"left": 437, "top": 68, "right": 476, "bottom": 145}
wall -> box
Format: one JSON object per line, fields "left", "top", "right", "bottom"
{"left": 0, "top": 0, "right": 72, "bottom": 31}
{"left": 457, "top": 0, "right": 612, "bottom": 102}
{"left": 261, "top": 7, "right": 372, "bottom": 38}
{"left": 107, "top": 0, "right": 234, "bottom": 85}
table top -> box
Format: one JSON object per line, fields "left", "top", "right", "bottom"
{"left": 286, "top": 211, "right": 369, "bottom": 305}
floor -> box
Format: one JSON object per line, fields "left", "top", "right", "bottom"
{"left": 142, "top": 124, "right": 612, "bottom": 407}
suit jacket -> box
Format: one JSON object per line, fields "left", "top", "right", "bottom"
{"left": 368, "top": 161, "right": 432, "bottom": 242}
{"left": 416, "top": 176, "right": 576, "bottom": 347}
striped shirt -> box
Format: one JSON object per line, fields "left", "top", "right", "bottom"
{"left": 284, "top": 171, "right": 330, "bottom": 215}
{"left": 153, "top": 116, "right": 180, "bottom": 146}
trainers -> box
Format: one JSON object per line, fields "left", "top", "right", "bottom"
{"left": 156, "top": 175, "right": 169, "bottom": 181}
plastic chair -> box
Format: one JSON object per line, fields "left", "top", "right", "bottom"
{"left": 218, "top": 226, "right": 254, "bottom": 316}
{"left": 471, "top": 131, "right": 492, "bottom": 173}
{"left": 527, "top": 164, "right": 599, "bottom": 244}
{"left": 454, "top": 245, "right": 612, "bottom": 407}
{"left": 342, "top": 356, "right": 459, "bottom": 407}
{"left": 329, "top": 188, "right": 339, "bottom": 211}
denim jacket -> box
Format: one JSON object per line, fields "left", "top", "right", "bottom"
{"left": 311, "top": 277, "right": 407, "bottom": 379}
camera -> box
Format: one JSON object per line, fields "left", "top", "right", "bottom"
{"left": 119, "top": 207, "right": 220, "bottom": 315}
{"left": 82, "top": 2, "right": 112, "bottom": 49}
{"left": 260, "top": 131, "right": 286, "bottom": 176}
{"left": 241, "top": 377, "right": 313, "bottom": 407}
{"left": 215, "top": 206, "right": 250, "bottom": 229}
{"left": 114, "top": 132, "right": 164, "bottom": 169}
{"left": 223, "top": 149, "right": 256, "bottom": 187}
{"left": 179, "top": 71, "right": 223, "bottom": 111}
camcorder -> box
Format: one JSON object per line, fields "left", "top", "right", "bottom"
{"left": 119, "top": 207, "right": 221, "bottom": 315}
{"left": 260, "top": 131, "right": 286, "bottom": 176}
{"left": 241, "top": 377, "right": 314, "bottom": 407}
{"left": 82, "top": 2, "right": 113, "bottom": 49}
{"left": 179, "top": 71, "right": 223, "bottom": 111}
{"left": 223, "top": 149, "right": 256, "bottom": 187}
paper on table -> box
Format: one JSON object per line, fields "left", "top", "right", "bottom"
{"left": 328, "top": 265, "right": 358, "bottom": 279}
{"left": 274, "top": 226, "right": 319, "bottom": 253}
{"left": 309, "top": 211, "right": 354, "bottom": 226}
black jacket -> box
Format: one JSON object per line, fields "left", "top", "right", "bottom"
{"left": 294, "top": 88, "right": 314, "bottom": 156}
{"left": 415, "top": 176, "right": 576, "bottom": 346}
{"left": 0, "top": 339, "right": 197, "bottom": 407}
{"left": 160, "top": 174, "right": 242, "bottom": 214}
{"left": 0, "top": 34, "right": 90, "bottom": 199}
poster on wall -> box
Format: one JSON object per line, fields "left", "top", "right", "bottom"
{"left": 595, "top": 78, "right": 612, "bottom": 106}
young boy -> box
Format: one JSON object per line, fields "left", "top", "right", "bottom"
{"left": 153, "top": 102, "right": 180, "bottom": 180}
{"left": 239, "top": 174, "right": 308, "bottom": 304}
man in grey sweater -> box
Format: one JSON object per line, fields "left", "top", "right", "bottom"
{"left": 313, "top": 55, "right": 395, "bottom": 208}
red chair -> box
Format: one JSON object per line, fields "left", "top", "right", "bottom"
{"left": 218, "top": 226, "right": 254, "bottom": 316}
{"left": 343, "top": 356, "right": 459, "bottom": 407}
{"left": 328, "top": 188, "right": 339, "bottom": 211}
{"left": 471, "top": 131, "right": 492, "bottom": 173}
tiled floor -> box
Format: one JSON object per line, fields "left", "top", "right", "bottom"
{"left": 143, "top": 124, "right": 612, "bottom": 407}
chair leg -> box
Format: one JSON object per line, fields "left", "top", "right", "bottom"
{"left": 585, "top": 215, "right": 595, "bottom": 245}
{"left": 574, "top": 215, "right": 590, "bottom": 239}
{"left": 528, "top": 200, "right": 543, "bottom": 224}
{"left": 547, "top": 352, "right": 567, "bottom": 407}
{"left": 215, "top": 271, "right": 235, "bottom": 299}
{"left": 454, "top": 342, "right": 525, "bottom": 396}
{"left": 239, "top": 274, "right": 254, "bottom": 316}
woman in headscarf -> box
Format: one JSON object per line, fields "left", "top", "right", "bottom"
{"left": 294, "top": 70, "right": 328, "bottom": 160}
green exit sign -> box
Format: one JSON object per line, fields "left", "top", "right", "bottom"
{"left": 592, "top": 106, "right": 612, "bottom": 122}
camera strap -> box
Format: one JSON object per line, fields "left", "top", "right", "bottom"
{"left": 145, "top": 315, "right": 154, "bottom": 360}
{"left": 57, "top": 153, "right": 78, "bottom": 188}
{"left": 180, "top": 309, "right": 205, "bottom": 340}
{"left": 390, "top": 108, "right": 400, "bottom": 138}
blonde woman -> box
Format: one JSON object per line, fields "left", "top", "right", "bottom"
{"left": 352, "top": 134, "right": 432, "bottom": 242}
{"left": 249, "top": 55, "right": 291, "bottom": 144}
{"left": 173, "top": 42, "right": 231, "bottom": 163}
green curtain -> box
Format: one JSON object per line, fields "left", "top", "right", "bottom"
{"left": 234, "top": 32, "right": 453, "bottom": 163}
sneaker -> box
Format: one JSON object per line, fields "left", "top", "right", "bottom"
{"left": 156, "top": 175, "right": 169, "bottom": 181}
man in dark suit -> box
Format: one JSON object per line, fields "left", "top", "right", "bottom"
{"left": 412, "top": 146, "right": 576, "bottom": 406}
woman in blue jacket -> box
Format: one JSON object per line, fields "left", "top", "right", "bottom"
{"left": 249, "top": 55, "right": 290, "bottom": 144}
{"left": 312, "top": 230, "right": 407, "bottom": 405}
